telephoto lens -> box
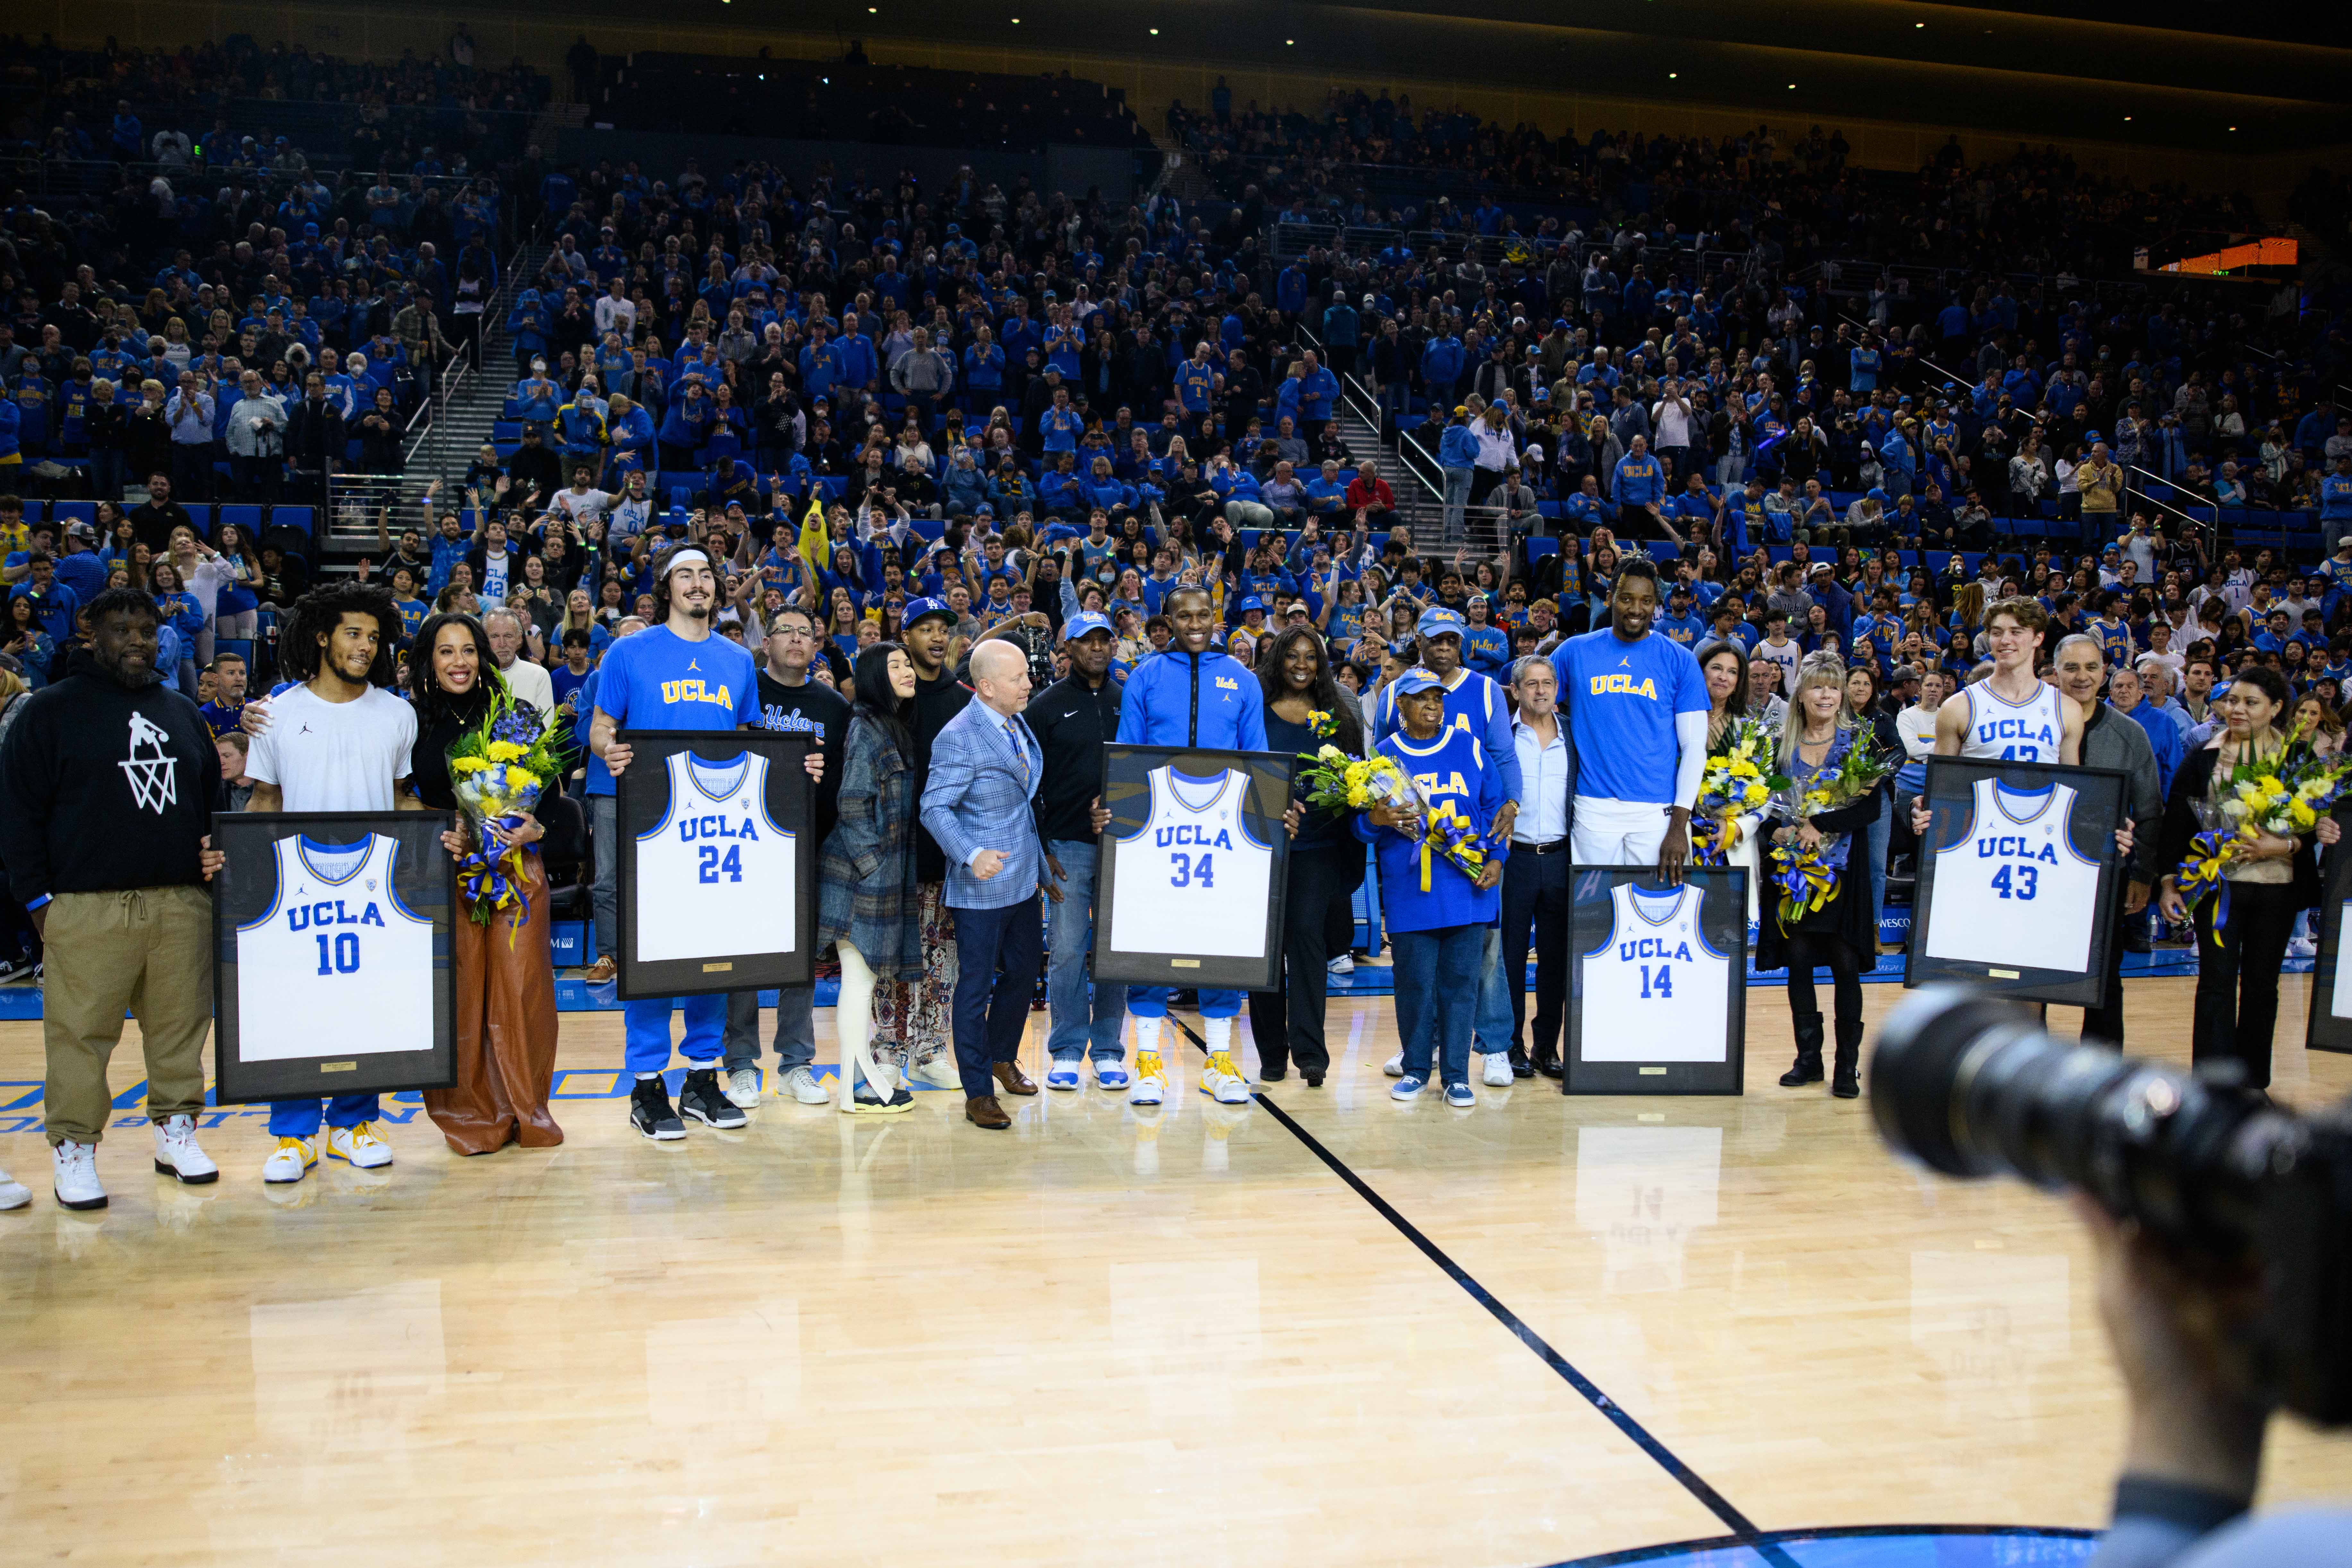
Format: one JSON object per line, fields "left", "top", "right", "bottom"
{"left": 1869, "top": 986, "right": 2352, "bottom": 1426}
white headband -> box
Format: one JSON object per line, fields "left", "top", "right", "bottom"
{"left": 662, "top": 549, "right": 712, "bottom": 580}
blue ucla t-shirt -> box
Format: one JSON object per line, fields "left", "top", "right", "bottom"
{"left": 586, "top": 626, "right": 757, "bottom": 796}
{"left": 1553, "top": 627, "right": 1708, "bottom": 805}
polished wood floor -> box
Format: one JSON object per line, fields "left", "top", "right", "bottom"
{"left": 0, "top": 976, "right": 2346, "bottom": 1567}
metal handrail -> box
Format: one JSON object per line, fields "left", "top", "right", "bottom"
{"left": 1291, "top": 311, "right": 1449, "bottom": 523}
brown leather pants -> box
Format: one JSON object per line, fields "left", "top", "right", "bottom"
{"left": 425, "top": 853, "right": 564, "bottom": 1155}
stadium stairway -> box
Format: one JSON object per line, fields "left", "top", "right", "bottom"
{"left": 320, "top": 242, "right": 551, "bottom": 574}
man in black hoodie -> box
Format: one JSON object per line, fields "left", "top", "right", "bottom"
{"left": 0, "top": 588, "right": 226, "bottom": 1211}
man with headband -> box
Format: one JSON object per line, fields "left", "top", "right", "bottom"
{"left": 589, "top": 542, "right": 824, "bottom": 1141}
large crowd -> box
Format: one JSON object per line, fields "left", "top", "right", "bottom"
{"left": 4, "top": 39, "right": 2352, "bottom": 1181}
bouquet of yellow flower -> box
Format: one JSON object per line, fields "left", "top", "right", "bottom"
{"left": 1294, "top": 745, "right": 1490, "bottom": 890}
{"left": 1692, "top": 718, "right": 1788, "bottom": 866}
{"left": 445, "top": 698, "right": 564, "bottom": 930}
{"left": 1766, "top": 733, "right": 1894, "bottom": 925}
{"left": 2173, "top": 722, "right": 2352, "bottom": 944}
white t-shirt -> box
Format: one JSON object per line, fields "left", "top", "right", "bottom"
{"left": 1651, "top": 397, "right": 1692, "bottom": 447}
{"left": 500, "top": 656, "right": 555, "bottom": 716}
{"left": 244, "top": 684, "right": 417, "bottom": 812}
{"left": 1895, "top": 703, "right": 1940, "bottom": 762}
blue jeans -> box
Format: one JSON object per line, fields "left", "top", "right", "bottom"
{"left": 1046, "top": 839, "right": 1125, "bottom": 1062}
{"left": 722, "top": 984, "right": 816, "bottom": 1075}
{"left": 1862, "top": 806, "right": 1890, "bottom": 947}
{"left": 951, "top": 898, "right": 1043, "bottom": 1099}
{"left": 1471, "top": 924, "right": 1514, "bottom": 1054}
{"left": 1127, "top": 984, "right": 1242, "bottom": 1019}
{"left": 589, "top": 792, "right": 618, "bottom": 959}
{"left": 267, "top": 1094, "right": 380, "bottom": 1138}
{"left": 1442, "top": 467, "right": 1472, "bottom": 538}
{"left": 624, "top": 993, "right": 726, "bottom": 1073}
{"left": 1391, "top": 924, "right": 1483, "bottom": 1087}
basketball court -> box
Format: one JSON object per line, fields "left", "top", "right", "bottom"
{"left": 1, "top": 977, "right": 2346, "bottom": 1566}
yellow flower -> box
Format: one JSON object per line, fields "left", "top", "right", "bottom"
{"left": 2257, "top": 774, "right": 2286, "bottom": 796}
{"left": 452, "top": 756, "right": 491, "bottom": 775}
{"left": 486, "top": 740, "right": 528, "bottom": 762}
{"left": 2289, "top": 800, "right": 2318, "bottom": 830}
{"left": 507, "top": 768, "right": 545, "bottom": 791}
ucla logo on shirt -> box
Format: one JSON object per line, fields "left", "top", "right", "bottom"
{"left": 1156, "top": 823, "right": 1233, "bottom": 849}
{"left": 1411, "top": 771, "right": 1470, "bottom": 798}
{"left": 660, "top": 677, "right": 738, "bottom": 709}
{"left": 1975, "top": 718, "right": 2055, "bottom": 747}
{"left": 1617, "top": 935, "right": 1693, "bottom": 962}
{"left": 286, "top": 899, "right": 387, "bottom": 932}
{"left": 1590, "top": 673, "right": 1660, "bottom": 699}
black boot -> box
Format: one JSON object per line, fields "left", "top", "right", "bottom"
{"left": 1779, "top": 1010, "right": 1825, "bottom": 1087}
{"left": 1831, "top": 1016, "right": 1865, "bottom": 1099}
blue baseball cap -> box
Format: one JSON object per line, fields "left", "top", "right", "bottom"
{"left": 1393, "top": 667, "right": 1445, "bottom": 696}
{"left": 1061, "top": 610, "right": 1114, "bottom": 642}
{"left": 1415, "top": 607, "right": 1467, "bottom": 641}
{"left": 904, "top": 596, "right": 957, "bottom": 628}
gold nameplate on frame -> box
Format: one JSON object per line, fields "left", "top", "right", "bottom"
{"left": 1988, "top": 968, "right": 2020, "bottom": 979}
{"left": 320, "top": 1061, "right": 357, "bottom": 1073}
{"left": 1639, "top": 1067, "right": 1667, "bottom": 1075}
{"left": 1170, "top": 959, "right": 1200, "bottom": 968}
{"left": 703, "top": 961, "right": 734, "bottom": 973}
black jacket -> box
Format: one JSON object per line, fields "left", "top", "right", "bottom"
{"left": 0, "top": 652, "right": 226, "bottom": 903}
{"left": 1024, "top": 670, "right": 1122, "bottom": 844}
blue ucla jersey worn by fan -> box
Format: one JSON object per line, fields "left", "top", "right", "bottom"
{"left": 1372, "top": 667, "right": 1524, "bottom": 798}
{"left": 586, "top": 627, "right": 758, "bottom": 793}
{"left": 1355, "top": 725, "right": 1508, "bottom": 932}
{"left": 1550, "top": 627, "right": 1709, "bottom": 804}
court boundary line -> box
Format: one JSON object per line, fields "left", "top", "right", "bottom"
{"left": 1166, "top": 1016, "right": 1798, "bottom": 1568}
{"left": 1543, "top": 1522, "right": 2100, "bottom": 1566}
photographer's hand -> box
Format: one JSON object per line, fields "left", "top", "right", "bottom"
{"left": 2075, "top": 1194, "right": 2270, "bottom": 1504}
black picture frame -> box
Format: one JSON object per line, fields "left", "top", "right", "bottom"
{"left": 1565, "top": 866, "right": 1747, "bottom": 1095}
{"left": 617, "top": 730, "right": 816, "bottom": 999}
{"left": 211, "top": 810, "right": 456, "bottom": 1107}
{"left": 1904, "top": 756, "right": 2128, "bottom": 1007}
{"left": 2305, "top": 830, "right": 2352, "bottom": 1056}
{"left": 1092, "top": 745, "right": 1293, "bottom": 991}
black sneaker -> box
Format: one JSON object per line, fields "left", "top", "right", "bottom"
{"left": 630, "top": 1078, "right": 686, "bottom": 1141}
{"left": 678, "top": 1068, "right": 748, "bottom": 1129}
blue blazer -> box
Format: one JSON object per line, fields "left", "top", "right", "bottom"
{"left": 918, "top": 699, "right": 1044, "bottom": 910}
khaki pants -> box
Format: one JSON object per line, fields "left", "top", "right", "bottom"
{"left": 43, "top": 885, "right": 213, "bottom": 1146}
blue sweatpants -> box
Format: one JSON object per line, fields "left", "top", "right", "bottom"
{"left": 624, "top": 993, "right": 727, "bottom": 1074}
{"left": 268, "top": 1094, "right": 380, "bottom": 1138}
{"left": 1127, "top": 984, "right": 1241, "bottom": 1020}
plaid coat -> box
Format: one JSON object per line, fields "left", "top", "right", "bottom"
{"left": 816, "top": 716, "right": 924, "bottom": 978}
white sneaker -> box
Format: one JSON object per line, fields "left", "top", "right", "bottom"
{"left": 2288, "top": 935, "right": 2319, "bottom": 960}
{"left": 152, "top": 1115, "right": 220, "bottom": 1184}
{"left": 324, "top": 1122, "right": 393, "bottom": 1170}
{"left": 725, "top": 1067, "right": 764, "bottom": 1109}
{"left": 1198, "top": 1051, "right": 1253, "bottom": 1105}
{"left": 1327, "top": 953, "right": 1354, "bottom": 976}
{"left": 908, "top": 1052, "right": 961, "bottom": 1089}
{"left": 1481, "top": 1052, "right": 1516, "bottom": 1087}
{"left": 51, "top": 1140, "right": 106, "bottom": 1210}
{"left": 1129, "top": 1050, "right": 1165, "bottom": 1106}
{"left": 263, "top": 1136, "right": 316, "bottom": 1184}
{"left": 780, "top": 1066, "right": 831, "bottom": 1105}
{"left": 0, "top": 1166, "right": 29, "bottom": 1210}
{"left": 1383, "top": 1052, "right": 1405, "bottom": 1077}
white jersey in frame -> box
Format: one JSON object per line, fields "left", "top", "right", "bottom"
{"left": 634, "top": 750, "right": 796, "bottom": 963}
{"left": 1580, "top": 882, "right": 1732, "bottom": 1063}
{"left": 1923, "top": 776, "right": 2100, "bottom": 974}
{"left": 235, "top": 834, "right": 434, "bottom": 1062}
{"left": 1109, "top": 765, "right": 1275, "bottom": 958}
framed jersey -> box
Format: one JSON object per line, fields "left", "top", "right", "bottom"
{"left": 1905, "top": 756, "right": 2128, "bottom": 1007}
{"left": 1093, "top": 745, "right": 1293, "bottom": 992}
{"left": 1566, "top": 867, "right": 1747, "bottom": 1095}
{"left": 2304, "top": 827, "right": 2352, "bottom": 1056}
{"left": 617, "top": 731, "right": 816, "bottom": 999}
{"left": 211, "top": 810, "right": 456, "bottom": 1106}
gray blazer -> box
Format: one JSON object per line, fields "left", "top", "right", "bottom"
{"left": 2082, "top": 700, "right": 2164, "bottom": 885}
{"left": 918, "top": 698, "right": 1043, "bottom": 910}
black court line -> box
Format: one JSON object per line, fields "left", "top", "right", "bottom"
{"left": 1167, "top": 1016, "right": 1800, "bottom": 1568}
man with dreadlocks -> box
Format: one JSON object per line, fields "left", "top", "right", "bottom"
{"left": 243, "top": 579, "right": 419, "bottom": 1185}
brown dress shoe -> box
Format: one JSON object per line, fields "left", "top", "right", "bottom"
{"left": 991, "top": 1061, "right": 1038, "bottom": 1096}
{"left": 965, "top": 1094, "right": 1011, "bottom": 1130}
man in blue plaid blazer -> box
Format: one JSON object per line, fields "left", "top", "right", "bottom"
{"left": 918, "top": 641, "right": 1047, "bottom": 1129}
